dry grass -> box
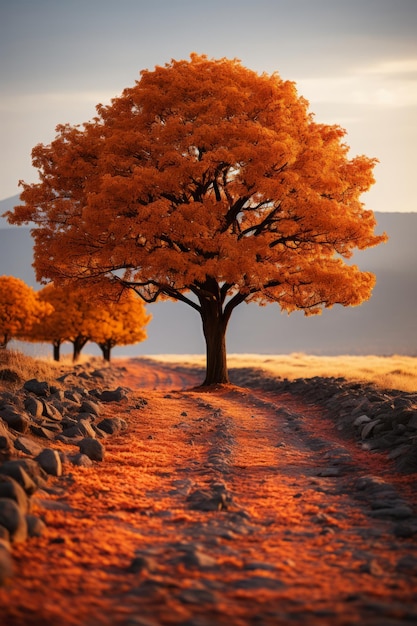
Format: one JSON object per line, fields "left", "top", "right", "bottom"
{"left": 150, "top": 353, "right": 417, "bottom": 392}
{"left": 0, "top": 348, "right": 64, "bottom": 390}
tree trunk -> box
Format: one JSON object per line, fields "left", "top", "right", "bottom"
{"left": 72, "top": 336, "right": 88, "bottom": 362}
{"left": 99, "top": 343, "right": 111, "bottom": 362}
{"left": 52, "top": 341, "right": 61, "bottom": 362}
{"left": 200, "top": 306, "right": 229, "bottom": 386}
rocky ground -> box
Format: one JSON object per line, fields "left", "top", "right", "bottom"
{"left": 0, "top": 357, "right": 416, "bottom": 625}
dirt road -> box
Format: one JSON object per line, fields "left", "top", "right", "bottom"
{"left": 2, "top": 358, "right": 417, "bottom": 625}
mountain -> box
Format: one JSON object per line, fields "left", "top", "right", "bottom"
{"left": 0, "top": 205, "right": 416, "bottom": 357}
{"left": 0, "top": 195, "right": 21, "bottom": 228}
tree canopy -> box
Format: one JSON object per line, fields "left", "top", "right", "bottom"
{"left": 6, "top": 54, "right": 387, "bottom": 384}
{"left": 0, "top": 276, "right": 51, "bottom": 348}
{"left": 28, "top": 283, "right": 150, "bottom": 361}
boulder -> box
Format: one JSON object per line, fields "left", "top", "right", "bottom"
{"left": 26, "top": 514, "right": 46, "bottom": 538}
{"left": 0, "top": 539, "right": 13, "bottom": 585}
{"left": 0, "top": 421, "right": 13, "bottom": 452}
{"left": 97, "top": 417, "right": 127, "bottom": 435}
{"left": 0, "top": 459, "right": 48, "bottom": 493}
{"left": 0, "top": 498, "right": 28, "bottom": 543}
{"left": 24, "top": 396, "right": 44, "bottom": 418}
{"left": 0, "top": 407, "right": 29, "bottom": 434}
{"left": 93, "top": 387, "right": 127, "bottom": 402}
{"left": 0, "top": 475, "right": 30, "bottom": 514}
{"left": 14, "top": 435, "right": 43, "bottom": 457}
{"left": 80, "top": 400, "right": 102, "bottom": 416}
{"left": 79, "top": 437, "right": 105, "bottom": 462}
{"left": 35, "top": 449, "right": 62, "bottom": 477}
{"left": 23, "top": 379, "right": 50, "bottom": 397}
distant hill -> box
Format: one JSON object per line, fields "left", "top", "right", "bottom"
{"left": 0, "top": 204, "right": 416, "bottom": 356}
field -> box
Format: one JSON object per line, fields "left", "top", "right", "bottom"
{"left": 149, "top": 353, "right": 417, "bottom": 392}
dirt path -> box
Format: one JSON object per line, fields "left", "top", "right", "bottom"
{"left": 1, "top": 359, "right": 417, "bottom": 626}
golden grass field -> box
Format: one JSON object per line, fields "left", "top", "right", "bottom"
{"left": 151, "top": 353, "right": 417, "bottom": 392}
{"left": 1, "top": 349, "right": 417, "bottom": 392}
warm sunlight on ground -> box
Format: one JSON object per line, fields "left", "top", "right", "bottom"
{"left": 150, "top": 353, "right": 417, "bottom": 392}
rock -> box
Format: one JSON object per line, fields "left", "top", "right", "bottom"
{"left": 0, "top": 459, "right": 48, "bottom": 493}
{"left": 69, "top": 453, "right": 93, "bottom": 468}
{"left": 0, "top": 368, "right": 20, "bottom": 384}
{"left": 63, "top": 419, "right": 96, "bottom": 439}
{"left": 97, "top": 417, "right": 127, "bottom": 435}
{"left": 41, "top": 400, "right": 62, "bottom": 421}
{"left": 29, "top": 425, "right": 56, "bottom": 440}
{"left": 353, "top": 414, "right": 371, "bottom": 427}
{"left": 0, "top": 476, "right": 30, "bottom": 514}
{"left": 0, "top": 407, "right": 30, "bottom": 433}
{"left": 26, "top": 514, "right": 46, "bottom": 538}
{"left": 35, "top": 449, "right": 63, "bottom": 477}
{"left": 24, "top": 396, "right": 44, "bottom": 418}
{"left": 0, "top": 498, "right": 28, "bottom": 543}
{"left": 0, "top": 421, "right": 13, "bottom": 452}
{"left": 80, "top": 400, "right": 101, "bottom": 416}
{"left": 14, "top": 435, "right": 43, "bottom": 457}
{"left": 128, "top": 554, "right": 158, "bottom": 573}
{"left": 0, "top": 539, "right": 13, "bottom": 585}
{"left": 94, "top": 387, "right": 127, "bottom": 402}
{"left": 361, "top": 419, "right": 381, "bottom": 439}
{"left": 23, "top": 379, "right": 50, "bottom": 397}
{"left": 78, "top": 438, "right": 105, "bottom": 462}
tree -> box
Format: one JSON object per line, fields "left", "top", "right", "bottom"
{"left": 0, "top": 276, "right": 51, "bottom": 348}
{"left": 6, "top": 54, "right": 387, "bottom": 384}
{"left": 27, "top": 283, "right": 90, "bottom": 361}
{"left": 88, "top": 290, "right": 151, "bottom": 361}
{"left": 29, "top": 283, "right": 150, "bottom": 362}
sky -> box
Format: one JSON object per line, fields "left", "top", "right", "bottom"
{"left": 1, "top": 0, "right": 416, "bottom": 213}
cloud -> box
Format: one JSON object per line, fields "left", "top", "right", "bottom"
{"left": 295, "top": 58, "right": 417, "bottom": 108}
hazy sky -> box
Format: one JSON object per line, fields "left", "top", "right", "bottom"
{"left": 1, "top": 0, "right": 416, "bottom": 212}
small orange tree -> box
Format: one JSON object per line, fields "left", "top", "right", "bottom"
{"left": 29, "top": 283, "right": 150, "bottom": 361}
{"left": 88, "top": 290, "right": 151, "bottom": 361}
{"left": 7, "top": 55, "right": 386, "bottom": 384}
{"left": 27, "top": 283, "right": 90, "bottom": 361}
{"left": 0, "top": 276, "right": 52, "bottom": 348}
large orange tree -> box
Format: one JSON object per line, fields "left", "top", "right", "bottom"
{"left": 7, "top": 55, "right": 386, "bottom": 384}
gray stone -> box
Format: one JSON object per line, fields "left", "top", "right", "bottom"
{"left": 97, "top": 417, "right": 127, "bottom": 435}
{"left": 95, "top": 387, "right": 127, "bottom": 402}
{"left": 79, "top": 437, "right": 105, "bottom": 462}
{"left": 0, "top": 498, "right": 27, "bottom": 543}
{"left": 63, "top": 419, "right": 96, "bottom": 439}
{"left": 0, "top": 539, "right": 13, "bottom": 584}
{"left": 69, "top": 453, "right": 93, "bottom": 468}
{"left": 35, "top": 448, "right": 62, "bottom": 477}
{"left": 23, "top": 379, "right": 49, "bottom": 397}
{"left": 0, "top": 407, "right": 29, "bottom": 433}
{"left": 41, "top": 400, "right": 62, "bottom": 421}
{"left": 353, "top": 414, "right": 371, "bottom": 427}
{"left": 0, "top": 476, "right": 30, "bottom": 513}
{"left": 29, "top": 424, "right": 56, "bottom": 440}
{"left": 80, "top": 400, "right": 101, "bottom": 416}
{"left": 361, "top": 419, "right": 381, "bottom": 439}
{"left": 0, "top": 459, "right": 48, "bottom": 493}
{"left": 26, "top": 514, "right": 46, "bottom": 538}
{"left": 14, "top": 435, "right": 43, "bottom": 457}
{"left": 24, "top": 396, "right": 44, "bottom": 418}
{"left": 0, "top": 421, "right": 13, "bottom": 452}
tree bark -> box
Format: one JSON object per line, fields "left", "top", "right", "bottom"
{"left": 72, "top": 336, "right": 88, "bottom": 362}
{"left": 52, "top": 341, "right": 61, "bottom": 362}
{"left": 99, "top": 343, "right": 111, "bottom": 362}
{"left": 200, "top": 301, "right": 229, "bottom": 386}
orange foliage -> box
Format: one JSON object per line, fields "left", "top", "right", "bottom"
{"left": 0, "top": 276, "right": 51, "bottom": 348}
{"left": 28, "top": 283, "right": 150, "bottom": 361}
{"left": 6, "top": 54, "right": 387, "bottom": 383}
